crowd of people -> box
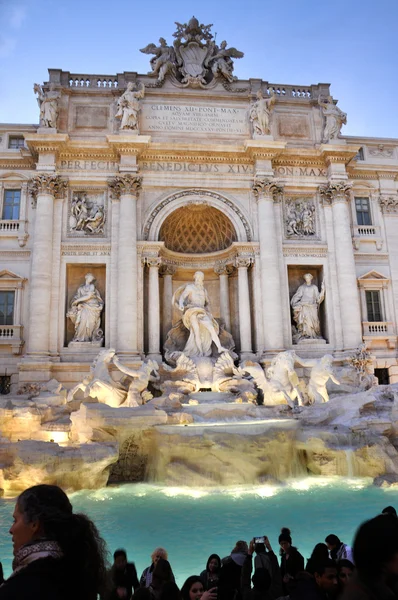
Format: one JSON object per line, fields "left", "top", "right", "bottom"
{"left": 0, "top": 484, "right": 397, "bottom": 600}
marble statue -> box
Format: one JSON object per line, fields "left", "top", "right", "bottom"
{"left": 33, "top": 83, "right": 59, "bottom": 129}
{"left": 67, "top": 348, "right": 159, "bottom": 408}
{"left": 318, "top": 95, "right": 347, "bottom": 142}
{"left": 285, "top": 200, "right": 316, "bottom": 237}
{"left": 140, "top": 17, "right": 243, "bottom": 87}
{"left": 115, "top": 82, "right": 145, "bottom": 131}
{"left": 291, "top": 274, "right": 325, "bottom": 342}
{"left": 70, "top": 193, "right": 105, "bottom": 235}
{"left": 140, "top": 38, "right": 176, "bottom": 82}
{"left": 240, "top": 351, "right": 305, "bottom": 408}
{"left": 173, "top": 271, "right": 228, "bottom": 357}
{"left": 208, "top": 40, "right": 243, "bottom": 83}
{"left": 307, "top": 355, "right": 340, "bottom": 404}
{"left": 113, "top": 355, "right": 160, "bottom": 406}
{"left": 249, "top": 90, "right": 276, "bottom": 136}
{"left": 67, "top": 273, "right": 104, "bottom": 344}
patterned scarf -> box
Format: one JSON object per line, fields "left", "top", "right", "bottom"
{"left": 11, "top": 540, "right": 64, "bottom": 576}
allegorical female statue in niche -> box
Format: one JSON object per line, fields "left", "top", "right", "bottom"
{"left": 291, "top": 273, "right": 325, "bottom": 342}
{"left": 67, "top": 273, "right": 104, "bottom": 344}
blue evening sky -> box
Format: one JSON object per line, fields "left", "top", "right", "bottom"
{"left": 1, "top": 0, "right": 397, "bottom": 138}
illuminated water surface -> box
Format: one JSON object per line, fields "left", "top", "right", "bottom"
{"left": 0, "top": 478, "right": 397, "bottom": 585}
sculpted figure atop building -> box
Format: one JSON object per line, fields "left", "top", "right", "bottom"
{"left": 174, "top": 271, "right": 228, "bottom": 357}
{"left": 33, "top": 82, "right": 59, "bottom": 129}
{"left": 67, "top": 273, "right": 104, "bottom": 345}
{"left": 291, "top": 274, "right": 325, "bottom": 342}
{"left": 115, "top": 82, "right": 145, "bottom": 131}
{"left": 250, "top": 90, "right": 276, "bottom": 136}
{"left": 318, "top": 95, "right": 347, "bottom": 142}
{"left": 140, "top": 16, "right": 243, "bottom": 87}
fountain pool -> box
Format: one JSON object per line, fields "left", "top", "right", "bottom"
{"left": 0, "top": 479, "right": 397, "bottom": 583}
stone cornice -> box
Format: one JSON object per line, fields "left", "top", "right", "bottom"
{"left": 108, "top": 174, "right": 142, "bottom": 198}
{"left": 319, "top": 143, "right": 360, "bottom": 166}
{"left": 24, "top": 134, "right": 69, "bottom": 159}
{"left": 107, "top": 135, "right": 151, "bottom": 157}
{"left": 244, "top": 139, "right": 286, "bottom": 160}
{"left": 137, "top": 240, "right": 259, "bottom": 269}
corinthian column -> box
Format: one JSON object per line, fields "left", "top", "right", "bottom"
{"left": 146, "top": 257, "right": 161, "bottom": 359}
{"left": 214, "top": 263, "right": 232, "bottom": 332}
{"left": 235, "top": 255, "right": 253, "bottom": 355}
{"left": 252, "top": 178, "right": 284, "bottom": 352}
{"left": 320, "top": 182, "right": 362, "bottom": 349}
{"left": 160, "top": 264, "right": 176, "bottom": 343}
{"left": 108, "top": 174, "right": 141, "bottom": 355}
{"left": 27, "top": 175, "right": 67, "bottom": 356}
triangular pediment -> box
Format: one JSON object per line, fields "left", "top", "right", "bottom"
{"left": 0, "top": 269, "right": 24, "bottom": 281}
{"left": 358, "top": 270, "right": 389, "bottom": 281}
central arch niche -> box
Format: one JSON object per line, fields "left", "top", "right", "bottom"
{"left": 159, "top": 204, "right": 237, "bottom": 253}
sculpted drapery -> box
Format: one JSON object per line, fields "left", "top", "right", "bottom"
{"left": 67, "top": 273, "right": 104, "bottom": 343}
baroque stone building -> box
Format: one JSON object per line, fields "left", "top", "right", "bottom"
{"left": 0, "top": 17, "right": 397, "bottom": 392}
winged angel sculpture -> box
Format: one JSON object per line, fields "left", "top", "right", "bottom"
{"left": 140, "top": 17, "right": 243, "bottom": 87}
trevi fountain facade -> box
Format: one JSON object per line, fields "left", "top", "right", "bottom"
{"left": 0, "top": 17, "right": 398, "bottom": 495}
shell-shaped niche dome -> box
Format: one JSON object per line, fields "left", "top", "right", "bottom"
{"left": 159, "top": 203, "right": 237, "bottom": 254}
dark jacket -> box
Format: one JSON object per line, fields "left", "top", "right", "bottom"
{"left": 0, "top": 557, "right": 73, "bottom": 600}
{"left": 290, "top": 575, "right": 329, "bottom": 600}
{"left": 280, "top": 546, "right": 305, "bottom": 594}
{"left": 105, "top": 562, "right": 139, "bottom": 600}
{"left": 200, "top": 569, "right": 219, "bottom": 590}
{"left": 241, "top": 552, "right": 283, "bottom": 600}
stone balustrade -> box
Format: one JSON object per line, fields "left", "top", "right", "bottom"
{"left": 68, "top": 75, "right": 119, "bottom": 88}
{"left": 0, "top": 324, "right": 23, "bottom": 354}
{"left": 362, "top": 321, "right": 394, "bottom": 335}
{"left": 352, "top": 224, "right": 381, "bottom": 237}
{"left": 46, "top": 69, "right": 330, "bottom": 99}
{"left": 0, "top": 220, "right": 21, "bottom": 232}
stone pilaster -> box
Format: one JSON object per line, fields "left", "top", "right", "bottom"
{"left": 146, "top": 257, "right": 162, "bottom": 360}
{"left": 320, "top": 181, "right": 362, "bottom": 349}
{"left": 160, "top": 264, "right": 176, "bottom": 344}
{"left": 252, "top": 177, "right": 284, "bottom": 353}
{"left": 27, "top": 174, "right": 67, "bottom": 357}
{"left": 214, "top": 263, "right": 233, "bottom": 332}
{"left": 235, "top": 255, "right": 253, "bottom": 356}
{"left": 108, "top": 174, "right": 141, "bottom": 355}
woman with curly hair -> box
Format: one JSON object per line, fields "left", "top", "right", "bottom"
{"left": 0, "top": 484, "right": 107, "bottom": 600}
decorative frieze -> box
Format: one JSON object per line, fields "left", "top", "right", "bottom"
{"left": 69, "top": 191, "right": 106, "bottom": 236}
{"left": 28, "top": 174, "right": 68, "bottom": 208}
{"left": 108, "top": 174, "right": 142, "bottom": 198}
{"left": 379, "top": 195, "right": 398, "bottom": 214}
{"left": 252, "top": 178, "right": 284, "bottom": 201}
{"left": 369, "top": 145, "right": 394, "bottom": 158}
{"left": 284, "top": 197, "right": 317, "bottom": 239}
{"left": 319, "top": 181, "right": 352, "bottom": 205}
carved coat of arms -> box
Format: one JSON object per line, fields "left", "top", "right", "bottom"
{"left": 140, "top": 17, "right": 243, "bottom": 88}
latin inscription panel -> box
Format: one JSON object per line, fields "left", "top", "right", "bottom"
{"left": 141, "top": 103, "right": 249, "bottom": 135}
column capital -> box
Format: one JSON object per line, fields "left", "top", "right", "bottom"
{"left": 108, "top": 174, "right": 142, "bottom": 199}
{"left": 28, "top": 174, "right": 68, "bottom": 208}
{"left": 319, "top": 181, "right": 352, "bottom": 205}
{"left": 235, "top": 254, "right": 253, "bottom": 269}
{"left": 379, "top": 194, "right": 398, "bottom": 214}
{"left": 145, "top": 257, "right": 162, "bottom": 268}
{"left": 159, "top": 263, "right": 176, "bottom": 277}
{"left": 252, "top": 177, "right": 284, "bottom": 201}
{"left": 214, "top": 262, "right": 234, "bottom": 276}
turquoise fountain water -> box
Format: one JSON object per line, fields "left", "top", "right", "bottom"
{"left": 1, "top": 479, "right": 397, "bottom": 584}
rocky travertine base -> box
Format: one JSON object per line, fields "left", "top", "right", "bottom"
{"left": 0, "top": 383, "right": 398, "bottom": 494}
